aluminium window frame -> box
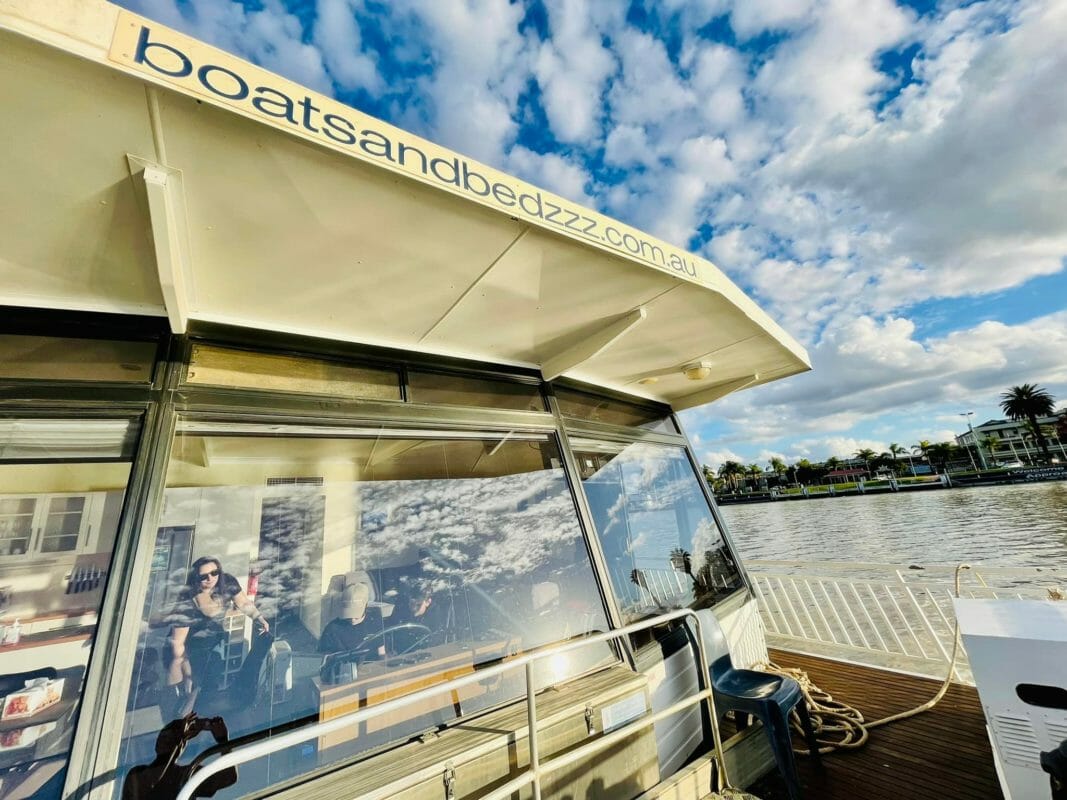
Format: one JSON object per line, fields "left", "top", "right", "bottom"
{"left": 38, "top": 321, "right": 758, "bottom": 800}
{"left": 74, "top": 337, "right": 619, "bottom": 799}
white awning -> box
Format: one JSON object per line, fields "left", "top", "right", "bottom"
{"left": 0, "top": 0, "right": 810, "bottom": 409}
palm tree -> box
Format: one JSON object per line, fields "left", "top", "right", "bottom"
{"left": 927, "top": 442, "right": 956, "bottom": 472}
{"left": 1000, "top": 384, "right": 1056, "bottom": 463}
{"left": 889, "top": 442, "right": 912, "bottom": 475}
{"left": 746, "top": 463, "right": 764, "bottom": 490}
{"left": 769, "top": 457, "right": 787, "bottom": 487}
{"left": 717, "top": 461, "right": 744, "bottom": 492}
{"left": 912, "top": 440, "right": 932, "bottom": 471}
{"left": 854, "top": 448, "right": 877, "bottom": 477}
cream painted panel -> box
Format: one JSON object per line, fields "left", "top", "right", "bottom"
{"left": 572, "top": 286, "right": 810, "bottom": 401}
{"left": 424, "top": 228, "right": 676, "bottom": 363}
{"left": 156, "top": 92, "right": 526, "bottom": 349}
{"left": 0, "top": 33, "right": 163, "bottom": 313}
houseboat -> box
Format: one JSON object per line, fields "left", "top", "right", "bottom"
{"left": 0, "top": 3, "right": 1024, "bottom": 800}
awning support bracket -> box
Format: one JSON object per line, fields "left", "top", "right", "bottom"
{"left": 541, "top": 307, "right": 647, "bottom": 381}
{"left": 136, "top": 159, "right": 193, "bottom": 334}
{"left": 672, "top": 373, "right": 760, "bottom": 411}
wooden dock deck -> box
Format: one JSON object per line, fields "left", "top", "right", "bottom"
{"left": 745, "top": 649, "right": 1004, "bottom": 800}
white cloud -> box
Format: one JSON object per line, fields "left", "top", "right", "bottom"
{"left": 685, "top": 309, "right": 1067, "bottom": 463}
{"left": 701, "top": 448, "right": 747, "bottom": 472}
{"left": 730, "top": 0, "right": 816, "bottom": 39}
{"left": 133, "top": 0, "right": 333, "bottom": 92}
{"left": 313, "top": 0, "right": 383, "bottom": 93}
{"left": 604, "top": 125, "right": 656, "bottom": 168}
{"left": 506, "top": 147, "right": 592, "bottom": 205}
{"left": 533, "top": 0, "right": 616, "bottom": 144}
{"left": 388, "top": 0, "right": 533, "bottom": 164}
{"left": 608, "top": 30, "right": 695, "bottom": 127}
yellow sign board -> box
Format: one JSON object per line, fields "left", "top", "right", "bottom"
{"left": 109, "top": 10, "right": 717, "bottom": 287}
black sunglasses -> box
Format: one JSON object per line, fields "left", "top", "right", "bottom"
{"left": 198, "top": 569, "right": 221, "bottom": 581}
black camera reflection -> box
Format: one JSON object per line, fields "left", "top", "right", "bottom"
{"left": 121, "top": 713, "right": 236, "bottom": 800}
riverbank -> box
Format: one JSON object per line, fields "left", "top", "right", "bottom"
{"left": 714, "top": 464, "right": 1067, "bottom": 505}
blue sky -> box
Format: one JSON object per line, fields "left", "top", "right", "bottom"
{"left": 119, "top": 0, "right": 1067, "bottom": 469}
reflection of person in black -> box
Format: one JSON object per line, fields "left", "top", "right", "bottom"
{"left": 121, "top": 713, "right": 236, "bottom": 800}
{"left": 166, "top": 557, "right": 269, "bottom": 714}
{"left": 395, "top": 585, "right": 434, "bottom": 627}
{"left": 318, "top": 583, "right": 385, "bottom": 658}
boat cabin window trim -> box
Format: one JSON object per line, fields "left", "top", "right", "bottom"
{"left": 0, "top": 412, "right": 144, "bottom": 798}
{"left": 406, "top": 368, "right": 547, "bottom": 413}
{"left": 567, "top": 436, "right": 747, "bottom": 625}
{"left": 0, "top": 335, "right": 160, "bottom": 385}
{"left": 552, "top": 385, "right": 678, "bottom": 435}
{"left": 184, "top": 343, "right": 404, "bottom": 402}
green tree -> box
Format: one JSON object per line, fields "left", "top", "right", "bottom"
{"left": 927, "top": 441, "right": 957, "bottom": 472}
{"left": 913, "top": 440, "right": 932, "bottom": 471}
{"left": 717, "top": 461, "right": 744, "bottom": 491}
{"left": 1000, "top": 384, "right": 1056, "bottom": 463}
{"left": 792, "top": 459, "right": 815, "bottom": 485}
{"left": 769, "top": 457, "right": 787, "bottom": 486}
{"left": 854, "top": 448, "right": 877, "bottom": 477}
{"left": 889, "top": 442, "right": 912, "bottom": 475}
{"left": 823, "top": 456, "right": 840, "bottom": 482}
{"left": 746, "top": 463, "right": 764, "bottom": 490}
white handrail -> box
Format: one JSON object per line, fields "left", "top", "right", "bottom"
{"left": 175, "top": 607, "right": 718, "bottom": 800}
{"left": 746, "top": 560, "right": 1062, "bottom": 681}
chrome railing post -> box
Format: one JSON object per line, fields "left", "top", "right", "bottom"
{"left": 526, "top": 661, "right": 543, "bottom": 800}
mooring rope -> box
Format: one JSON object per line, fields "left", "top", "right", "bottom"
{"left": 755, "top": 563, "right": 973, "bottom": 756}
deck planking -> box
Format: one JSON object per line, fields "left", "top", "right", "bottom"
{"left": 741, "top": 649, "right": 1004, "bottom": 800}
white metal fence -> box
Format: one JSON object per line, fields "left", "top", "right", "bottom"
{"left": 745, "top": 560, "right": 1066, "bottom": 682}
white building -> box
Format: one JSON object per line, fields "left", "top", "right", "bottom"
{"left": 956, "top": 412, "right": 1067, "bottom": 464}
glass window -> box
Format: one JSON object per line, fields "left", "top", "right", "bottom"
{"left": 0, "top": 336, "right": 156, "bottom": 383}
{"left": 572, "top": 439, "right": 743, "bottom": 622}
{"left": 407, "top": 370, "right": 545, "bottom": 412}
{"left": 554, "top": 387, "right": 677, "bottom": 433}
{"left": 185, "top": 345, "right": 402, "bottom": 401}
{"left": 0, "top": 417, "right": 139, "bottom": 800}
{"left": 118, "top": 426, "right": 610, "bottom": 798}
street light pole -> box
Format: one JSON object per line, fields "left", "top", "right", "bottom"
{"left": 961, "top": 411, "right": 988, "bottom": 470}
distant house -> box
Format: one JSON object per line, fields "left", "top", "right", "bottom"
{"left": 956, "top": 411, "right": 1067, "bottom": 463}
{"left": 824, "top": 467, "right": 868, "bottom": 484}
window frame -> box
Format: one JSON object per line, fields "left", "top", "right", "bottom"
{"left": 99, "top": 413, "right": 623, "bottom": 794}
{"left": 44, "top": 326, "right": 756, "bottom": 800}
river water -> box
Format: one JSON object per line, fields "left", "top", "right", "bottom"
{"left": 721, "top": 481, "right": 1067, "bottom": 567}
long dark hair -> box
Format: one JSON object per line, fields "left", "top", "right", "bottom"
{"left": 187, "top": 556, "right": 225, "bottom": 596}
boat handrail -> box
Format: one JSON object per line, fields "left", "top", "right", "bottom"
{"left": 745, "top": 560, "right": 1062, "bottom": 683}
{"left": 747, "top": 559, "right": 1064, "bottom": 579}
{"left": 174, "top": 606, "right": 720, "bottom": 800}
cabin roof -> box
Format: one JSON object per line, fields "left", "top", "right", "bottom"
{"left": 0, "top": 0, "right": 810, "bottom": 409}
{"left": 825, "top": 468, "right": 868, "bottom": 477}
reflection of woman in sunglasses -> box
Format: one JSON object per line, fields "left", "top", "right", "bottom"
{"left": 166, "top": 557, "right": 268, "bottom": 714}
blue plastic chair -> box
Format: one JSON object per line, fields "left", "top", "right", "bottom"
{"left": 703, "top": 613, "right": 820, "bottom": 800}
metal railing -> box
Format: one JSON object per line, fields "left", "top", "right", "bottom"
{"left": 746, "top": 560, "right": 1064, "bottom": 681}
{"left": 175, "top": 608, "right": 721, "bottom": 800}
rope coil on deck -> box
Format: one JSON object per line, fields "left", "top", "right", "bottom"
{"left": 755, "top": 563, "right": 972, "bottom": 757}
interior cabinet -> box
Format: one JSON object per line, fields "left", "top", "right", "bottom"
{"left": 0, "top": 493, "right": 103, "bottom": 559}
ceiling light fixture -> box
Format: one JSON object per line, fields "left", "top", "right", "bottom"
{"left": 682, "top": 362, "right": 713, "bottom": 381}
